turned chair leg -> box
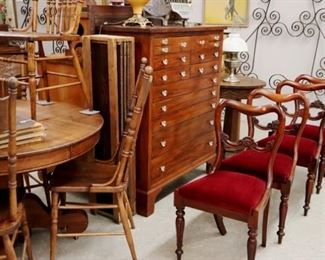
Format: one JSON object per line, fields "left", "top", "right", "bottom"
{"left": 50, "top": 192, "right": 59, "bottom": 260}
{"left": 277, "top": 186, "right": 290, "bottom": 244}
{"left": 213, "top": 214, "right": 227, "bottom": 235}
{"left": 117, "top": 193, "right": 137, "bottom": 260}
{"left": 2, "top": 234, "right": 16, "bottom": 260}
{"left": 22, "top": 208, "right": 33, "bottom": 260}
{"left": 316, "top": 153, "right": 325, "bottom": 194}
{"left": 262, "top": 199, "right": 270, "bottom": 247}
{"left": 175, "top": 207, "right": 185, "bottom": 260}
{"left": 304, "top": 161, "right": 317, "bottom": 216}
{"left": 123, "top": 191, "right": 135, "bottom": 229}
{"left": 247, "top": 226, "right": 257, "bottom": 260}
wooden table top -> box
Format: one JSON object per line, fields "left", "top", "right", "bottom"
{"left": 0, "top": 101, "right": 103, "bottom": 174}
{"left": 220, "top": 75, "right": 266, "bottom": 100}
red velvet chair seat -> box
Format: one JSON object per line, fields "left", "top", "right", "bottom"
{"left": 176, "top": 170, "right": 266, "bottom": 215}
{"left": 258, "top": 135, "right": 318, "bottom": 167}
{"left": 221, "top": 150, "right": 293, "bottom": 183}
{"left": 286, "top": 124, "right": 324, "bottom": 142}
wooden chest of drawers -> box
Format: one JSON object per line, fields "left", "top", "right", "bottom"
{"left": 102, "top": 25, "right": 225, "bottom": 216}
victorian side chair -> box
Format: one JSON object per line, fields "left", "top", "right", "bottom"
{"left": 0, "top": 77, "right": 33, "bottom": 259}
{"left": 174, "top": 98, "right": 286, "bottom": 260}
{"left": 48, "top": 66, "right": 153, "bottom": 260}
{"left": 242, "top": 88, "right": 309, "bottom": 244}
{"left": 294, "top": 74, "right": 325, "bottom": 194}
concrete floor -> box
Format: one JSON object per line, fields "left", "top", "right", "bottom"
{"left": 23, "top": 165, "right": 325, "bottom": 260}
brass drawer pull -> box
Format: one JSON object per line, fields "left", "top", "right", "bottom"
{"left": 181, "top": 56, "right": 187, "bottom": 63}
{"left": 161, "top": 38, "right": 168, "bottom": 45}
{"left": 162, "top": 59, "right": 169, "bottom": 65}
{"left": 162, "top": 47, "right": 169, "bottom": 53}
{"left": 162, "top": 75, "right": 168, "bottom": 81}
{"left": 199, "top": 68, "right": 205, "bottom": 74}
{"left": 199, "top": 54, "right": 205, "bottom": 60}
{"left": 209, "top": 120, "right": 215, "bottom": 126}
{"left": 161, "top": 121, "right": 167, "bottom": 127}
{"left": 180, "top": 71, "right": 187, "bottom": 77}
{"left": 213, "top": 65, "right": 218, "bottom": 71}
{"left": 160, "top": 165, "right": 166, "bottom": 173}
{"left": 161, "top": 90, "right": 168, "bottom": 97}
{"left": 214, "top": 35, "right": 220, "bottom": 41}
{"left": 161, "top": 105, "right": 167, "bottom": 112}
{"left": 212, "top": 78, "right": 218, "bottom": 84}
{"left": 211, "top": 103, "right": 217, "bottom": 109}
{"left": 214, "top": 52, "right": 219, "bottom": 58}
{"left": 208, "top": 141, "right": 214, "bottom": 146}
{"left": 211, "top": 90, "right": 217, "bottom": 96}
{"left": 214, "top": 42, "right": 220, "bottom": 48}
{"left": 180, "top": 42, "right": 188, "bottom": 48}
{"left": 199, "top": 40, "right": 206, "bottom": 45}
{"left": 160, "top": 140, "right": 167, "bottom": 147}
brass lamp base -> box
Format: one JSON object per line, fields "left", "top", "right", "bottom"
{"left": 123, "top": 14, "right": 152, "bottom": 28}
{"left": 223, "top": 53, "right": 242, "bottom": 83}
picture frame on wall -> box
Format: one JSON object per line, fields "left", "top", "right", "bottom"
{"left": 5, "top": 0, "right": 18, "bottom": 28}
{"left": 204, "top": 0, "right": 249, "bottom": 27}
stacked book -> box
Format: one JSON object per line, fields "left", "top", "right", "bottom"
{"left": 0, "top": 118, "right": 45, "bottom": 149}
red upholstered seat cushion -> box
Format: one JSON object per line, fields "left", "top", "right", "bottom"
{"left": 286, "top": 124, "right": 324, "bottom": 143}
{"left": 176, "top": 170, "right": 266, "bottom": 215}
{"left": 220, "top": 150, "right": 293, "bottom": 183}
{"left": 258, "top": 135, "right": 318, "bottom": 167}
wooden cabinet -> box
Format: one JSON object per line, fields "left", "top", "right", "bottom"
{"left": 102, "top": 25, "right": 224, "bottom": 216}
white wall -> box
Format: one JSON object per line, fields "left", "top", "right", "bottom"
{"left": 188, "top": 0, "right": 325, "bottom": 88}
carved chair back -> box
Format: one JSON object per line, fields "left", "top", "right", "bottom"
{"left": 17, "top": 0, "right": 83, "bottom": 34}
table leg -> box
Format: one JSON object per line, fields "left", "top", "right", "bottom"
{"left": 223, "top": 106, "right": 241, "bottom": 142}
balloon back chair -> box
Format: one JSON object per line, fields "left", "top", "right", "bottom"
{"left": 0, "top": 77, "right": 33, "bottom": 259}
{"left": 48, "top": 66, "right": 153, "bottom": 260}
{"left": 0, "top": 0, "right": 90, "bottom": 121}
{"left": 294, "top": 74, "right": 325, "bottom": 195}
{"left": 174, "top": 98, "right": 285, "bottom": 260}
{"left": 241, "top": 88, "right": 309, "bottom": 244}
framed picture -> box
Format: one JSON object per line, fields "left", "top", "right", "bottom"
{"left": 204, "top": 0, "right": 249, "bottom": 27}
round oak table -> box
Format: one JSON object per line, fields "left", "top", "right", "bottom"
{"left": 0, "top": 100, "right": 103, "bottom": 231}
{"left": 220, "top": 75, "right": 266, "bottom": 141}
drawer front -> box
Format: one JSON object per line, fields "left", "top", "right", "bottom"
{"left": 152, "top": 87, "right": 218, "bottom": 119}
{"left": 152, "top": 97, "right": 218, "bottom": 132}
{"left": 151, "top": 131, "right": 216, "bottom": 183}
{"left": 191, "top": 49, "right": 220, "bottom": 65}
{"left": 153, "top": 74, "right": 219, "bottom": 102}
{"left": 152, "top": 112, "right": 215, "bottom": 159}
{"left": 191, "top": 61, "right": 220, "bottom": 77}
{"left": 154, "top": 66, "right": 190, "bottom": 85}
{"left": 153, "top": 36, "right": 191, "bottom": 55}
{"left": 191, "top": 34, "right": 221, "bottom": 51}
{"left": 153, "top": 52, "right": 190, "bottom": 70}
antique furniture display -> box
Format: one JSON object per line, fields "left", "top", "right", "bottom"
{"left": 102, "top": 25, "right": 225, "bottom": 216}
{"left": 0, "top": 0, "right": 91, "bottom": 120}
{"left": 294, "top": 74, "right": 325, "bottom": 195}
{"left": 0, "top": 77, "right": 33, "bottom": 259}
{"left": 220, "top": 75, "right": 266, "bottom": 142}
{"left": 0, "top": 100, "right": 103, "bottom": 232}
{"left": 49, "top": 66, "right": 153, "bottom": 260}
{"left": 174, "top": 98, "right": 286, "bottom": 260}
{"left": 225, "top": 88, "right": 309, "bottom": 244}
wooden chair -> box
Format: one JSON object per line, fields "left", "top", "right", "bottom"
{"left": 243, "top": 88, "right": 309, "bottom": 243}
{"left": 174, "top": 98, "right": 286, "bottom": 260}
{"left": 49, "top": 66, "right": 153, "bottom": 260}
{"left": 0, "top": 77, "right": 33, "bottom": 260}
{"left": 0, "top": 0, "right": 90, "bottom": 120}
{"left": 294, "top": 74, "right": 325, "bottom": 195}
